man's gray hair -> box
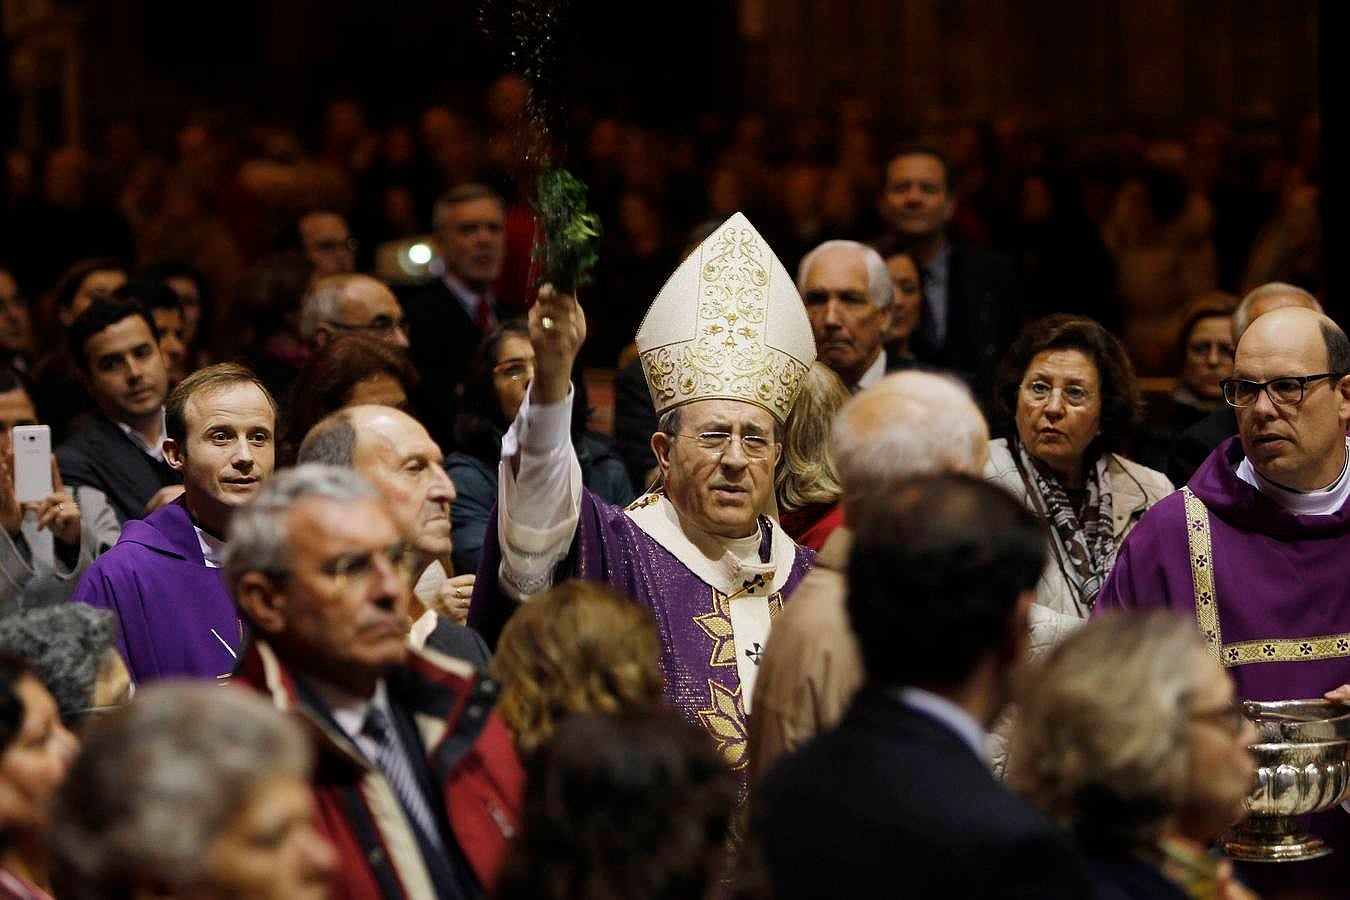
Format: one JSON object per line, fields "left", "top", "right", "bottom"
{"left": 796, "top": 239, "right": 893, "bottom": 310}
{"left": 1232, "top": 282, "right": 1322, "bottom": 341}
{"left": 831, "top": 371, "right": 989, "bottom": 516}
{"left": 297, "top": 410, "right": 359, "bottom": 467}
{"left": 50, "top": 681, "right": 312, "bottom": 896}
{"left": 223, "top": 464, "right": 380, "bottom": 587}
{"left": 298, "top": 273, "right": 357, "bottom": 343}
{"left": 432, "top": 182, "right": 504, "bottom": 232}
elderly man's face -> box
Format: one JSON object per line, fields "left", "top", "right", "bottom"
{"left": 275, "top": 496, "right": 412, "bottom": 689}
{"left": 328, "top": 278, "right": 409, "bottom": 348}
{"left": 651, "top": 399, "right": 780, "bottom": 539}
{"left": 803, "top": 246, "right": 886, "bottom": 386}
{"left": 351, "top": 406, "right": 456, "bottom": 559}
{"left": 435, "top": 196, "right": 505, "bottom": 292}
{"left": 1232, "top": 309, "right": 1350, "bottom": 492}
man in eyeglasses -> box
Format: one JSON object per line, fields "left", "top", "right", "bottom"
{"left": 1098, "top": 306, "right": 1350, "bottom": 706}
{"left": 300, "top": 274, "right": 411, "bottom": 350}
{"left": 226, "top": 465, "right": 522, "bottom": 900}
{"left": 468, "top": 213, "right": 817, "bottom": 793}
{"left": 73, "top": 363, "right": 277, "bottom": 684}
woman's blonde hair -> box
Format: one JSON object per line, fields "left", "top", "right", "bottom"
{"left": 490, "top": 581, "right": 664, "bottom": 756}
{"left": 776, "top": 361, "right": 849, "bottom": 512}
{"left": 1007, "top": 611, "right": 1211, "bottom": 851}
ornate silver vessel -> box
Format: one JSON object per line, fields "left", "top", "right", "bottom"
{"left": 1221, "top": 699, "right": 1350, "bottom": 863}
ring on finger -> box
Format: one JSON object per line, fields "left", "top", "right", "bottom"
{"left": 541, "top": 315, "right": 556, "bottom": 331}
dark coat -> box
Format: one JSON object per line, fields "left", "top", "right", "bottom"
{"left": 404, "top": 280, "right": 491, "bottom": 451}
{"left": 753, "top": 689, "right": 1095, "bottom": 899}
{"left": 55, "top": 413, "right": 181, "bottom": 523}
{"left": 911, "top": 242, "right": 1024, "bottom": 410}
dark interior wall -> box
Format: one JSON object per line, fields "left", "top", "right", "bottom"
{"left": 76, "top": 0, "right": 740, "bottom": 138}
{"left": 746, "top": 0, "right": 1317, "bottom": 130}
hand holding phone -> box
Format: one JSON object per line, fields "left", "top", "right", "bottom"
{"left": 12, "top": 425, "right": 52, "bottom": 504}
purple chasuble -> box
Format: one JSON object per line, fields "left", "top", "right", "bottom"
{"left": 471, "top": 489, "right": 814, "bottom": 784}
{"left": 1096, "top": 436, "right": 1350, "bottom": 701}
{"left": 72, "top": 497, "right": 243, "bottom": 685}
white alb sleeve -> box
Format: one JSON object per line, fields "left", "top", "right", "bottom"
{"left": 496, "top": 385, "right": 583, "bottom": 601}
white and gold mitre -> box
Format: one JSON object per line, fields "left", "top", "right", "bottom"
{"left": 635, "top": 212, "right": 816, "bottom": 424}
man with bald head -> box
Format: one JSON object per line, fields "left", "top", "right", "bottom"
{"left": 298, "top": 404, "right": 488, "bottom": 666}
{"left": 750, "top": 371, "right": 998, "bottom": 777}
{"left": 1099, "top": 307, "right": 1350, "bottom": 703}
{"left": 1167, "top": 281, "right": 1323, "bottom": 483}
{"left": 299, "top": 274, "right": 410, "bottom": 349}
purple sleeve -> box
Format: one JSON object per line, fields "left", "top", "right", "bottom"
{"left": 1095, "top": 498, "right": 1184, "bottom": 616}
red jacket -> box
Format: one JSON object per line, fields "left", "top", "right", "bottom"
{"left": 234, "top": 640, "right": 524, "bottom": 899}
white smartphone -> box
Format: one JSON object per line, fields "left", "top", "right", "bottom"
{"left": 12, "top": 425, "right": 52, "bottom": 504}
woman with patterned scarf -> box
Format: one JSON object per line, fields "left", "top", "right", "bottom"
{"left": 984, "top": 315, "right": 1174, "bottom": 640}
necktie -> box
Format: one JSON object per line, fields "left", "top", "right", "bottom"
{"left": 362, "top": 706, "right": 445, "bottom": 853}
{"left": 474, "top": 298, "right": 495, "bottom": 333}
{"left": 919, "top": 266, "right": 942, "bottom": 347}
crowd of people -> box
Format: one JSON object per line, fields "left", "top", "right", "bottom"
{"left": 0, "top": 72, "right": 1344, "bottom": 900}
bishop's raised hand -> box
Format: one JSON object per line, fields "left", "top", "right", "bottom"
{"left": 529, "top": 283, "right": 587, "bottom": 406}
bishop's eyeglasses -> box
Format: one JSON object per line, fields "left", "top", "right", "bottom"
{"left": 1220, "top": 373, "right": 1343, "bottom": 408}
{"left": 674, "top": 432, "right": 775, "bottom": 459}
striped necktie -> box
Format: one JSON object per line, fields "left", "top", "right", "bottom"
{"left": 362, "top": 705, "right": 445, "bottom": 853}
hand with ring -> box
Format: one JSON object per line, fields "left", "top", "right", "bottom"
{"left": 434, "top": 573, "right": 476, "bottom": 625}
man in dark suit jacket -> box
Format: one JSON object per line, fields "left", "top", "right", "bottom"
{"left": 753, "top": 475, "right": 1094, "bottom": 899}
{"left": 875, "top": 146, "right": 1023, "bottom": 410}
{"left": 403, "top": 184, "right": 507, "bottom": 450}
{"left": 55, "top": 297, "right": 181, "bottom": 523}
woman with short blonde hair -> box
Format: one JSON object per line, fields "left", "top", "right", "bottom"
{"left": 491, "top": 580, "right": 664, "bottom": 756}
{"left": 1008, "top": 612, "right": 1258, "bottom": 898}
{"left": 776, "top": 361, "right": 849, "bottom": 549}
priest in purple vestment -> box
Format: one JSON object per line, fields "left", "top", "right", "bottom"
{"left": 73, "top": 364, "right": 277, "bottom": 684}
{"left": 1097, "top": 307, "right": 1350, "bottom": 704}
{"left": 469, "top": 212, "right": 817, "bottom": 781}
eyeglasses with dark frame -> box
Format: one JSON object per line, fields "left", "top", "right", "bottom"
{"left": 674, "top": 431, "right": 775, "bottom": 460}
{"left": 1220, "top": 373, "right": 1344, "bottom": 408}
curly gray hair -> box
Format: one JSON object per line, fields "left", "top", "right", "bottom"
{"left": 50, "top": 681, "right": 312, "bottom": 898}
{"left": 0, "top": 605, "right": 118, "bottom": 722}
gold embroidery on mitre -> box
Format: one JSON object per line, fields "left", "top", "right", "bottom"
{"left": 640, "top": 220, "right": 810, "bottom": 422}
{"left": 697, "top": 679, "right": 749, "bottom": 771}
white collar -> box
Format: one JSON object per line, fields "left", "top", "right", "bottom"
{"left": 114, "top": 407, "right": 167, "bottom": 461}
{"left": 1236, "top": 436, "right": 1350, "bottom": 516}
{"left": 624, "top": 493, "right": 794, "bottom": 597}
{"left": 855, "top": 348, "right": 888, "bottom": 391}
{"left": 893, "top": 686, "right": 989, "bottom": 763}
{"left": 441, "top": 270, "right": 491, "bottom": 311}
{"left": 305, "top": 676, "right": 388, "bottom": 756}
{"left": 192, "top": 525, "right": 225, "bottom": 568}
{"left": 409, "top": 609, "right": 439, "bottom": 651}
